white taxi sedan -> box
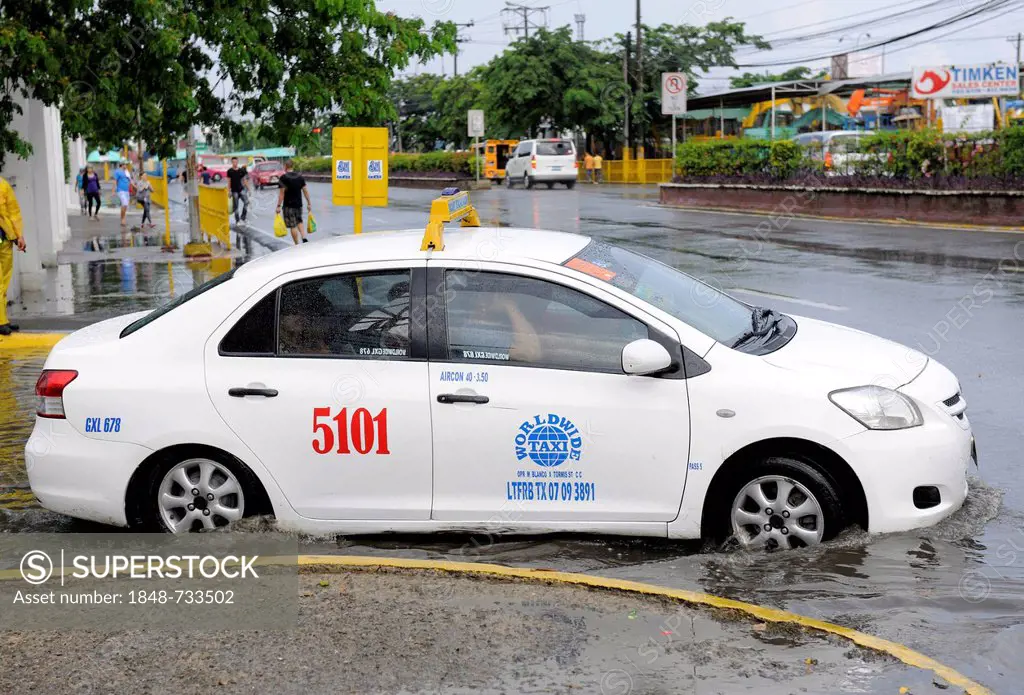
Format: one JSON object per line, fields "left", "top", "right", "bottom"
{"left": 26, "top": 196, "right": 974, "bottom": 549}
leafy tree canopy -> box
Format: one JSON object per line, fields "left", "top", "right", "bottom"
{"left": 729, "top": 66, "right": 825, "bottom": 89}
{"left": 0, "top": 0, "right": 455, "bottom": 161}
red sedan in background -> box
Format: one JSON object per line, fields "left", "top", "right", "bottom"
{"left": 251, "top": 160, "right": 286, "bottom": 189}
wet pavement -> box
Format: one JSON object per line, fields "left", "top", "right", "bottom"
{"left": 2, "top": 182, "right": 1023, "bottom": 692}
{"left": 0, "top": 569, "right": 940, "bottom": 694}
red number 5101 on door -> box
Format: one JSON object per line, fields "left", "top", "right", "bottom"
{"left": 312, "top": 407, "right": 390, "bottom": 455}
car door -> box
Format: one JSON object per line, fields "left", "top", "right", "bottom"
{"left": 426, "top": 262, "right": 691, "bottom": 524}
{"left": 205, "top": 262, "right": 432, "bottom": 520}
{"left": 506, "top": 144, "right": 523, "bottom": 178}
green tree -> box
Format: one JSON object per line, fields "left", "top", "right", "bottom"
{"left": 391, "top": 73, "right": 446, "bottom": 151}
{"left": 480, "top": 27, "right": 602, "bottom": 139}
{"left": 432, "top": 71, "right": 487, "bottom": 149}
{"left": 729, "top": 66, "right": 823, "bottom": 88}
{"left": 0, "top": 1, "right": 455, "bottom": 163}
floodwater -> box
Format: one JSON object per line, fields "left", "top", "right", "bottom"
{"left": 2, "top": 184, "right": 1022, "bottom": 692}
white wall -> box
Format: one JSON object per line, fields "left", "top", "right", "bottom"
{"left": 3, "top": 96, "right": 69, "bottom": 302}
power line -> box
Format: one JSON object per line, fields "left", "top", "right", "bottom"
{"left": 735, "top": 0, "right": 1020, "bottom": 67}
{"left": 501, "top": 1, "right": 550, "bottom": 40}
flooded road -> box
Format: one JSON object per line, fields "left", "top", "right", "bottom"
{"left": 2, "top": 184, "right": 1022, "bottom": 691}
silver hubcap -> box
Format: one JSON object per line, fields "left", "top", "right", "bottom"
{"left": 157, "top": 458, "right": 244, "bottom": 533}
{"left": 731, "top": 475, "right": 824, "bottom": 550}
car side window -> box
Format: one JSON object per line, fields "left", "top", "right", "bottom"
{"left": 278, "top": 271, "right": 412, "bottom": 359}
{"left": 220, "top": 290, "right": 277, "bottom": 355}
{"left": 518, "top": 143, "right": 532, "bottom": 157}
{"left": 443, "top": 271, "right": 648, "bottom": 373}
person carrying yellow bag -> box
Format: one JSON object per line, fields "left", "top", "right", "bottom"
{"left": 0, "top": 175, "right": 26, "bottom": 336}
{"left": 273, "top": 214, "right": 288, "bottom": 237}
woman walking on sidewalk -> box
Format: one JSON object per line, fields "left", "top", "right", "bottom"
{"left": 83, "top": 166, "right": 102, "bottom": 219}
{"left": 136, "top": 176, "right": 154, "bottom": 228}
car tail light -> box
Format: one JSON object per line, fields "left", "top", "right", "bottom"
{"left": 35, "top": 370, "right": 78, "bottom": 419}
{"left": 574, "top": 160, "right": 579, "bottom": 169}
{"left": 531, "top": 156, "right": 537, "bottom": 170}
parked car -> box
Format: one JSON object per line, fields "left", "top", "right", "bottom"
{"left": 504, "top": 139, "right": 578, "bottom": 189}
{"left": 251, "top": 160, "right": 286, "bottom": 189}
{"left": 792, "top": 130, "right": 887, "bottom": 176}
{"left": 27, "top": 195, "right": 974, "bottom": 547}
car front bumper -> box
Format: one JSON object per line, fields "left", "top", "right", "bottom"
{"left": 25, "top": 418, "right": 150, "bottom": 527}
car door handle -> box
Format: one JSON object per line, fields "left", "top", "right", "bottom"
{"left": 228, "top": 387, "right": 279, "bottom": 398}
{"left": 437, "top": 393, "right": 489, "bottom": 405}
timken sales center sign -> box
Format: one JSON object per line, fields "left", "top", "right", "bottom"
{"left": 911, "top": 63, "right": 1019, "bottom": 99}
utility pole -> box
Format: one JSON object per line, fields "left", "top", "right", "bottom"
{"left": 453, "top": 21, "right": 474, "bottom": 76}
{"left": 635, "top": 0, "right": 643, "bottom": 157}
{"left": 185, "top": 126, "right": 201, "bottom": 244}
{"left": 624, "top": 31, "right": 631, "bottom": 154}
{"left": 1010, "top": 33, "right": 1023, "bottom": 98}
{"left": 502, "top": 2, "right": 549, "bottom": 41}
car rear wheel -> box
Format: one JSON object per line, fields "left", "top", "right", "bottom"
{"left": 720, "top": 457, "right": 844, "bottom": 550}
{"left": 545, "top": 182, "right": 554, "bottom": 189}
{"left": 147, "top": 456, "right": 252, "bottom": 533}
{"left": 524, "top": 172, "right": 533, "bottom": 189}
{"left": 566, "top": 180, "right": 576, "bottom": 190}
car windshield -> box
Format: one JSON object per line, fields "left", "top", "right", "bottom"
{"left": 258, "top": 162, "right": 280, "bottom": 170}
{"left": 535, "top": 141, "right": 573, "bottom": 156}
{"left": 120, "top": 269, "right": 236, "bottom": 338}
{"left": 564, "top": 241, "right": 753, "bottom": 346}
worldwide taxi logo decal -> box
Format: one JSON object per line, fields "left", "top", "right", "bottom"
{"left": 514, "top": 414, "right": 583, "bottom": 468}
{"left": 507, "top": 414, "right": 596, "bottom": 504}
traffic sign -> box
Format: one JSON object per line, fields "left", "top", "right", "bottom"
{"left": 467, "top": 110, "right": 485, "bottom": 137}
{"left": 661, "top": 72, "right": 687, "bottom": 115}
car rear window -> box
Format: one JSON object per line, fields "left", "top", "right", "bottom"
{"left": 120, "top": 269, "right": 236, "bottom": 338}
{"left": 535, "top": 141, "right": 574, "bottom": 156}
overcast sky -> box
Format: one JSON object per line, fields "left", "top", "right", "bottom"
{"left": 379, "top": 0, "right": 1023, "bottom": 91}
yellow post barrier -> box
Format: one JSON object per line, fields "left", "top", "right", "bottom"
{"left": 197, "top": 184, "right": 231, "bottom": 251}
{"left": 623, "top": 147, "right": 630, "bottom": 184}
{"left": 162, "top": 164, "right": 170, "bottom": 248}
{"left": 103, "top": 161, "right": 109, "bottom": 181}
{"left": 332, "top": 127, "right": 389, "bottom": 235}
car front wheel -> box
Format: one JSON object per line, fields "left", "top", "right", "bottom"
{"left": 721, "top": 456, "right": 844, "bottom": 550}
{"left": 146, "top": 455, "right": 253, "bottom": 532}
{"left": 524, "top": 172, "right": 533, "bottom": 189}
{"left": 504, "top": 174, "right": 514, "bottom": 188}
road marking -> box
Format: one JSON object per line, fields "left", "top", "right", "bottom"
{"left": 728, "top": 287, "right": 848, "bottom": 311}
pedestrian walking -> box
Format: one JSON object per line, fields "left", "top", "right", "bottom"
{"left": 226, "top": 157, "right": 250, "bottom": 225}
{"left": 114, "top": 162, "right": 132, "bottom": 227}
{"left": 0, "top": 173, "right": 25, "bottom": 336}
{"left": 276, "top": 161, "right": 311, "bottom": 245}
{"left": 584, "top": 152, "right": 594, "bottom": 183}
{"left": 136, "top": 176, "right": 154, "bottom": 228}
{"left": 83, "top": 166, "right": 102, "bottom": 219}
{"left": 593, "top": 152, "right": 603, "bottom": 184}
{"left": 75, "top": 166, "right": 87, "bottom": 213}
{"left": 199, "top": 165, "right": 212, "bottom": 186}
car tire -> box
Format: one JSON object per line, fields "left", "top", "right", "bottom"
{"left": 545, "top": 182, "right": 554, "bottom": 189}
{"left": 213, "top": 174, "right": 222, "bottom": 182}
{"left": 524, "top": 173, "right": 534, "bottom": 189}
{"left": 504, "top": 174, "right": 514, "bottom": 188}
{"left": 139, "top": 451, "right": 262, "bottom": 533}
{"left": 566, "top": 180, "right": 576, "bottom": 190}
{"left": 711, "top": 456, "right": 845, "bottom": 550}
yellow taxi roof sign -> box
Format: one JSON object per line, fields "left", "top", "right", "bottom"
{"left": 421, "top": 189, "right": 481, "bottom": 251}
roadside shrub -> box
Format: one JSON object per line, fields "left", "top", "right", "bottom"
{"left": 291, "top": 156, "right": 331, "bottom": 173}
{"left": 676, "top": 139, "right": 802, "bottom": 177}
{"left": 292, "top": 151, "right": 483, "bottom": 176}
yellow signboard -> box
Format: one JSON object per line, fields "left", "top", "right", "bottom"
{"left": 421, "top": 191, "right": 481, "bottom": 251}
{"left": 332, "top": 127, "right": 389, "bottom": 234}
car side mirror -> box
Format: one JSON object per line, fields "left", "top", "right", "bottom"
{"left": 622, "top": 339, "right": 673, "bottom": 376}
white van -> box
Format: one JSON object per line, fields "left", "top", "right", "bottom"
{"left": 504, "top": 139, "right": 578, "bottom": 189}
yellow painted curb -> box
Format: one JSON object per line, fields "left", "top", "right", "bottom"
{"left": 0, "top": 553, "right": 992, "bottom": 694}
{"left": 0, "top": 332, "right": 65, "bottom": 352}
{"left": 660, "top": 202, "right": 1024, "bottom": 234}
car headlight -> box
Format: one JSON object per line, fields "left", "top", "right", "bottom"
{"left": 829, "top": 385, "right": 923, "bottom": 430}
